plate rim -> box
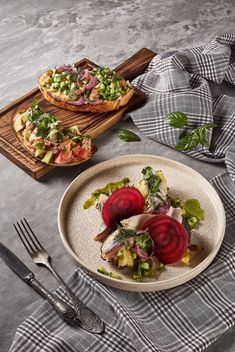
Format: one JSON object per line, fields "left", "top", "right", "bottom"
{"left": 57, "top": 154, "right": 226, "bottom": 291}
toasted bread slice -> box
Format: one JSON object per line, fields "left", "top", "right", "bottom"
{"left": 12, "top": 103, "right": 97, "bottom": 166}
{"left": 39, "top": 84, "right": 134, "bottom": 113}
{"left": 38, "top": 66, "right": 134, "bottom": 113}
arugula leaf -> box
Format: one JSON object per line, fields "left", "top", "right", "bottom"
{"left": 164, "top": 111, "right": 188, "bottom": 128}
{"left": 175, "top": 122, "right": 217, "bottom": 151}
{"left": 117, "top": 129, "right": 141, "bottom": 142}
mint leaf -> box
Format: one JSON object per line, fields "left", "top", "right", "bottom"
{"left": 164, "top": 111, "right": 188, "bottom": 128}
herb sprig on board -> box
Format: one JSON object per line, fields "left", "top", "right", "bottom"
{"left": 164, "top": 111, "right": 217, "bottom": 151}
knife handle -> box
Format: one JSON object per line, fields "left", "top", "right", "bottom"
{"left": 28, "top": 277, "right": 76, "bottom": 322}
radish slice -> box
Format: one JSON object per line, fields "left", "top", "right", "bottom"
{"left": 143, "top": 215, "right": 188, "bottom": 264}
{"left": 102, "top": 187, "right": 145, "bottom": 227}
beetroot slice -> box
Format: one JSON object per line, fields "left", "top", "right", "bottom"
{"left": 102, "top": 187, "right": 145, "bottom": 227}
{"left": 143, "top": 215, "right": 188, "bottom": 264}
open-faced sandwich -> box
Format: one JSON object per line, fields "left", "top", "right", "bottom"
{"left": 12, "top": 101, "right": 97, "bottom": 165}
{"left": 38, "top": 64, "right": 134, "bottom": 113}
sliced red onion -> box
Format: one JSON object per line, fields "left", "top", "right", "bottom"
{"left": 68, "top": 96, "right": 87, "bottom": 105}
{"left": 135, "top": 246, "right": 149, "bottom": 262}
{"left": 80, "top": 68, "right": 90, "bottom": 80}
{"left": 154, "top": 205, "right": 169, "bottom": 215}
{"left": 85, "top": 76, "right": 97, "bottom": 90}
{"left": 57, "top": 64, "right": 74, "bottom": 72}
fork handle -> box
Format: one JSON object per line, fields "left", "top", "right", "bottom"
{"left": 47, "top": 263, "right": 104, "bottom": 333}
{"left": 28, "top": 277, "right": 76, "bottom": 322}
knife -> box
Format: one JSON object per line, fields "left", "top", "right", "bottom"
{"left": 0, "top": 242, "right": 77, "bottom": 322}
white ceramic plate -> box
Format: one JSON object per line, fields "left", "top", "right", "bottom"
{"left": 58, "top": 154, "right": 226, "bottom": 291}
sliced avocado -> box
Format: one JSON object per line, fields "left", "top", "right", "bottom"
{"left": 24, "top": 129, "right": 31, "bottom": 141}
{"left": 35, "top": 148, "right": 46, "bottom": 158}
{"left": 29, "top": 133, "right": 36, "bottom": 142}
{"left": 117, "top": 249, "right": 134, "bottom": 268}
{"left": 41, "top": 150, "right": 53, "bottom": 164}
{"left": 14, "top": 116, "right": 25, "bottom": 132}
{"left": 20, "top": 112, "right": 29, "bottom": 123}
{"left": 33, "top": 141, "right": 45, "bottom": 150}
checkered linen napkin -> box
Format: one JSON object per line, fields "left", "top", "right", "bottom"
{"left": 129, "top": 33, "right": 235, "bottom": 164}
{"left": 9, "top": 34, "right": 235, "bottom": 352}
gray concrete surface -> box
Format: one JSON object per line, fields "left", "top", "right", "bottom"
{"left": 0, "top": 0, "right": 235, "bottom": 351}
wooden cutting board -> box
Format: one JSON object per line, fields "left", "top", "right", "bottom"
{"left": 0, "top": 48, "right": 156, "bottom": 179}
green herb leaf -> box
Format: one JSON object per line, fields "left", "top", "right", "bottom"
{"left": 114, "top": 226, "right": 137, "bottom": 246}
{"left": 164, "top": 111, "right": 188, "bottom": 128}
{"left": 142, "top": 166, "right": 154, "bottom": 180}
{"left": 203, "top": 122, "right": 218, "bottom": 129}
{"left": 142, "top": 166, "right": 161, "bottom": 197}
{"left": 30, "top": 99, "right": 38, "bottom": 109}
{"left": 175, "top": 122, "right": 217, "bottom": 151}
{"left": 117, "top": 129, "right": 141, "bottom": 142}
{"left": 175, "top": 133, "right": 200, "bottom": 151}
{"left": 135, "top": 232, "right": 152, "bottom": 251}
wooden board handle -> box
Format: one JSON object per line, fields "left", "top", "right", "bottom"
{"left": 114, "top": 48, "right": 156, "bottom": 81}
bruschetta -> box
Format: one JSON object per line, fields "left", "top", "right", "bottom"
{"left": 38, "top": 65, "right": 134, "bottom": 113}
{"left": 12, "top": 101, "right": 97, "bottom": 166}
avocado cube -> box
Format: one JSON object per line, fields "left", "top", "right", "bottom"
{"left": 35, "top": 148, "right": 46, "bottom": 158}
{"left": 20, "top": 112, "right": 29, "bottom": 123}
{"left": 24, "top": 129, "right": 31, "bottom": 141}
{"left": 41, "top": 151, "right": 53, "bottom": 164}
{"left": 14, "top": 116, "right": 25, "bottom": 132}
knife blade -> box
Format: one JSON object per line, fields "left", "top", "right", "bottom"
{"left": 0, "top": 242, "right": 77, "bottom": 322}
{"left": 0, "top": 242, "right": 34, "bottom": 281}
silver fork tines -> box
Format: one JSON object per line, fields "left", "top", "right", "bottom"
{"left": 14, "top": 219, "right": 49, "bottom": 265}
{"left": 13, "top": 218, "right": 104, "bottom": 334}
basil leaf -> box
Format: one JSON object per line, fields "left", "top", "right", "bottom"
{"left": 164, "top": 111, "right": 188, "bottom": 128}
{"left": 117, "top": 129, "right": 141, "bottom": 142}
{"left": 175, "top": 133, "right": 199, "bottom": 151}
{"left": 203, "top": 122, "right": 218, "bottom": 129}
{"left": 175, "top": 122, "right": 217, "bottom": 151}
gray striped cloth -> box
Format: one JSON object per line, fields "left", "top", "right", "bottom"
{"left": 9, "top": 34, "right": 235, "bottom": 352}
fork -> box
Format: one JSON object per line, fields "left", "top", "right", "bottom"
{"left": 14, "top": 218, "right": 104, "bottom": 334}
